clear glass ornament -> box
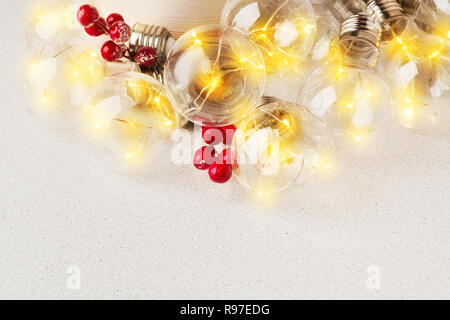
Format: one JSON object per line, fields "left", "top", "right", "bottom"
{"left": 384, "top": 35, "right": 450, "bottom": 129}
{"left": 308, "top": 1, "right": 368, "bottom": 67}
{"left": 164, "top": 25, "right": 266, "bottom": 127}
{"left": 298, "top": 65, "right": 392, "bottom": 143}
{"left": 25, "top": 0, "right": 97, "bottom": 49}
{"left": 298, "top": 14, "right": 392, "bottom": 144}
{"left": 221, "top": 0, "right": 317, "bottom": 75}
{"left": 369, "top": 0, "right": 450, "bottom": 128}
{"left": 25, "top": 43, "right": 107, "bottom": 129}
{"left": 308, "top": 1, "right": 340, "bottom": 66}
{"left": 82, "top": 72, "right": 186, "bottom": 170}
{"left": 233, "top": 97, "right": 333, "bottom": 197}
{"left": 399, "top": 0, "right": 450, "bottom": 40}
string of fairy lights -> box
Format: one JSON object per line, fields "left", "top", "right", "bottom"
{"left": 24, "top": 0, "right": 449, "bottom": 200}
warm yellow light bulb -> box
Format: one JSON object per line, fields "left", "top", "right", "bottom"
{"left": 403, "top": 107, "right": 416, "bottom": 119}
{"left": 303, "top": 23, "right": 315, "bottom": 35}
{"left": 321, "top": 161, "right": 332, "bottom": 170}
{"left": 41, "top": 91, "right": 48, "bottom": 102}
{"left": 63, "top": 49, "right": 105, "bottom": 86}
{"left": 35, "top": 8, "right": 44, "bottom": 21}
{"left": 282, "top": 119, "right": 291, "bottom": 127}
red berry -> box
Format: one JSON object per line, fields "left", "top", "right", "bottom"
{"left": 220, "top": 148, "right": 238, "bottom": 167}
{"left": 136, "top": 47, "right": 158, "bottom": 68}
{"left": 106, "top": 13, "right": 124, "bottom": 28}
{"left": 209, "top": 163, "right": 233, "bottom": 184}
{"left": 85, "top": 18, "right": 107, "bottom": 37}
{"left": 109, "top": 21, "right": 131, "bottom": 44}
{"left": 193, "top": 146, "right": 217, "bottom": 170}
{"left": 77, "top": 4, "right": 100, "bottom": 27}
{"left": 202, "top": 126, "right": 223, "bottom": 145}
{"left": 221, "top": 125, "right": 237, "bottom": 145}
{"left": 101, "top": 41, "right": 123, "bottom": 61}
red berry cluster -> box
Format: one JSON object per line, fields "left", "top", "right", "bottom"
{"left": 77, "top": 4, "right": 158, "bottom": 67}
{"left": 193, "top": 124, "right": 238, "bottom": 184}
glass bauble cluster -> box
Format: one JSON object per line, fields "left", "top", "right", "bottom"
{"left": 22, "top": 0, "right": 449, "bottom": 199}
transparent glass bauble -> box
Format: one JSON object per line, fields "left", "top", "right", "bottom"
{"left": 164, "top": 25, "right": 266, "bottom": 127}
{"left": 25, "top": 0, "right": 98, "bottom": 49}
{"left": 25, "top": 42, "right": 107, "bottom": 130}
{"left": 297, "top": 63, "right": 392, "bottom": 143}
{"left": 82, "top": 72, "right": 186, "bottom": 170}
{"left": 383, "top": 36, "right": 450, "bottom": 129}
{"left": 400, "top": 0, "right": 450, "bottom": 40}
{"left": 309, "top": 1, "right": 341, "bottom": 66}
{"left": 233, "top": 98, "right": 333, "bottom": 197}
{"left": 381, "top": 19, "right": 450, "bottom": 129}
{"left": 221, "top": 0, "right": 317, "bottom": 74}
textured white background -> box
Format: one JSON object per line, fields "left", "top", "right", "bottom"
{"left": 1, "top": 0, "right": 449, "bottom": 299}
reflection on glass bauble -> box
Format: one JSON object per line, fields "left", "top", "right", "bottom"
{"left": 82, "top": 72, "right": 186, "bottom": 170}
{"left": 222, "top": 0, "right": 317, "bottom": 74}
{"left": 234, "top": 98, "right": 333, "bottom": 197}
{"left": 26, "top": 43, "right": 106, "bottom": 129}
{"left": 164, "top": 25, "right": 266, "bottom": 127}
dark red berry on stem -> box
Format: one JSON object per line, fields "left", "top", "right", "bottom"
{"left": 209, "top": 163, "right": 233, "bottom": 184}
{"left": 109, "top": 21, "right": 131, "bottom": 44}
{"left": 101, "top": 41, "right": 123, "bottom": 61}
{"left": 221, "top": 125, "right": 237, "bottom": 145}
{"left": 77, "top": 4, "right": 100, "bottom": 27}
{"left": 136, "top": 47, "right": 158, "bottom": 68}
{"left": 202, "top": 126, "right": 223, "bottom": 145}
{"left": 85, "top": 18, "right": 107, "bottom": 37}
{"left": 193, "top": 146, "right": 217, "bottom": 171}
{"left": 106, "top": 13, "right": 124, "bottom": 28}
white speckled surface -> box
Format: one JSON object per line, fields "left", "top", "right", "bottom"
{"left": 0, "top": 0, "right": 449, "bottom": 300}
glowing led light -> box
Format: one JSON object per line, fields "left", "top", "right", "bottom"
{"left": 336, "top": 67, "right": 344, "bottom": 79}
{"left": 403, "top": 107, "right": 415, "bottom": 119}
{"left": 321, "top": 161, "right": 332, "bottom": 170}
{"left": 41, "top": 91, "right": 48, "bottom": 102}
{"left": 256, "top": 190, "right": 272, "bottom": 198}
{"left": 35, "top": 8, "right": 44, "bottom": 21}
{"left": 303, "top": 23, "right": 315, "bottom": 34}
{"left": 428, "top": 50, "right": 440, "bottom": 59}
{"left": 282, "top": 119, "right": 291, "bottom": 127}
